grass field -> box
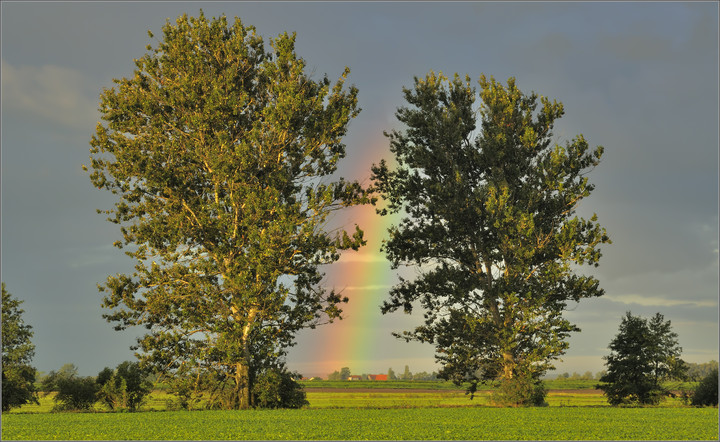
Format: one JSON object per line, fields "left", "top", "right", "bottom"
{"left": 3, "top": 407, "right": 717, "bottom": 440}
{"left": 2, "top": 381, "right": 716, "bottom": 440}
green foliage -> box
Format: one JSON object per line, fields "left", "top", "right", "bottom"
{"left": 412, "top": 371, "right": 437, "bottom": 381}
{"left": 339, "top": 367, "right": 351, "bottom": 380}
{"left": 491, "top": 372, "right": 548, "bottom": 407}
{"left": 96, "top": 361, "right": 153, "bottom": 411}
{"left": 162, "top": 365, "right": 228, "bottom": 410}
{"left": 690, "top": 368, "right": 718, "bottom": 406}
{"left": 53, "top": 376, "right": 99, "bottom": 412}
{"left": 2, "top": 407, "right": 717, "bottom": 440}
{"left": 1, "top": 283, "right": 39, "bottom": 412}
{"left": 40, "top": 364, "right": 80, "bottom": 393}
{"left": 86, "top": 11, "right": 368, "bottom": 409}
{"left": 252, "top": 368, "right": 308, "bottom": 409}
{"left": 2, "top": 365, "right": 39, "bottom": 413}
{"left": 371, "top": 72, "right": 609, "bottom": 406}
{"left": 685, "top": 360, "right": 718, "bottom": 381}
{"left": 597, "top": 312, "right": 686, "bottom": 405}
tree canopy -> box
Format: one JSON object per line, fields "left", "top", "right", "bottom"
{"left": 86, "top": 11, "right": 369, "bottom": 409}
{"left": 371, "top": 72, "right": 610, "bottom": 405}
{"left": 597, "top": 312, "right": 686, "bottom": 405}
{"left": 2, "top": 283, "right": 39, "bottom": 411}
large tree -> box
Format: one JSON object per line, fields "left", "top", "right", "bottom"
{"left": 86, "top": 12, "right": 368, "bottom": 409}
{"left": 2, "top": 283, "right": 39, "bottom": 412}
{"left": 597, "top": 312, "right": 686, "bottom": 405}
{"left": 371, "top": 72, "right": 610, "bottom": 405}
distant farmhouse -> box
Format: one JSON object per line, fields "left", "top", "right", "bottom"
{"left": 348, "top": 374, "right": 388, "bottom": 381}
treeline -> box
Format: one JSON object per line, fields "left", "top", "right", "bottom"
{"left": 553, "top": 361, "right": 718, "bottom": 382}
{"left": 554, "top": 371, "right": 605, "bottom": 381}
{"left": 35, "top": 362, "right": 307, "bottom": 412}
{"left": 685, "top": 361, "right": 719, "bottom": 381}
{"left": 326, "top": 365, "right": 440, "bottom": 381}
{"left": 35, "top": 362, "right": 152, "bottom": 412}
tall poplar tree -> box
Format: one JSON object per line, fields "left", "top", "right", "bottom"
{"left": 86, "top": 12, "right": 368, "bottom": 409}
{"left": 371, "top": 72, "right": 610, "bottom": 405}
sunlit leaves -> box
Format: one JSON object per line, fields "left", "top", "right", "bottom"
{"left": 87, "top": 11, "right": 368, "bottom": 408}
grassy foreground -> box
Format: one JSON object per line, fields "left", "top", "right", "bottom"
{"left": 3, "top": 407, "right": 717, "bottom": 440}
{"left": 3, "top": 382, "right": 714, "bottom": 440}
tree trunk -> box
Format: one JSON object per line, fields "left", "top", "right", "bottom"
{"left": 502, "top": 352, "right": 514, "bottom": 380}
{"left": 232, "top": 306, "right": 257, "bottom": 410}
{"left": 234, "top": 361, "right": 251, "bottom": 409}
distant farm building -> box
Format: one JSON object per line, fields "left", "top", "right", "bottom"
{"left": 347, "top": 374, "right": 387, "bottom": 381}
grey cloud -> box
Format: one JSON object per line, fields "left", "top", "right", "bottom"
{"left": 1, "top": 61, "right": 100, "bottom": 129}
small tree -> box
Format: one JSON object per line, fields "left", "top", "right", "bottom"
{"left": 96, "top": 361, "right": 152, "bottom": 411}
{"left": 339, "top": 367, "right": 351, "bottom": 380}
{"left": 401, "top": 365, "right": 412, "bottom": 381}
{"left": 387, "top": 367, "right": 397, "bottom": 380}
{"left": 2, "top": 283, "right": 39, "bottom": 412}
{"left": 40, "top": 363, "right": 80, "bottom": 393}
{"left": 597, "top": 312, "right": 686, "bottom": 405}
{"left": 690, "top": 368, "right": 718, "bottom": 407}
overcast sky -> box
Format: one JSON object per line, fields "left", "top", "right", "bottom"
{"left": 2, "top": 1, "right": 718, "bottom": 378}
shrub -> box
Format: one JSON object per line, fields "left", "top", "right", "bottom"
{"left": 491, "top": 374, "right": 548, "bottom": 407}
{"left": 252, "top": 368, "right": 308, "bottom": 409}
{"left": 53, "top": 376, "right": 98, "bottom": 411}
{"left": 691, "top": 368, "right": 718, "bottom": 406}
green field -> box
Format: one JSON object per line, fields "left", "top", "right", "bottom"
{"left": 2, "top": 382, "right": 716, "bottom": 440}
{"left": 3, "top": 407, "right": 717, "bottom": 440}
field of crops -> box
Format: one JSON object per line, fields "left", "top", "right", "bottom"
{"left": 3, "top": 407, "right": 717, "bottom": 440}
{"left": 2, "top": 382, "right": 716, "bottom": 441}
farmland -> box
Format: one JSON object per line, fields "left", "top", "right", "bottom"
{"left": 3, "top": 407, "right": 717, "bottom": 440}
{"left": 2, "top": 381, "right": 717, "bottom": 440}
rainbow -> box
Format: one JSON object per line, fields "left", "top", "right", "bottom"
{"left": 289, "top": 135, "right": 406, "bottom": 377}
{"left": 322, "top": 203, "right": 401, "bottom": 373}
